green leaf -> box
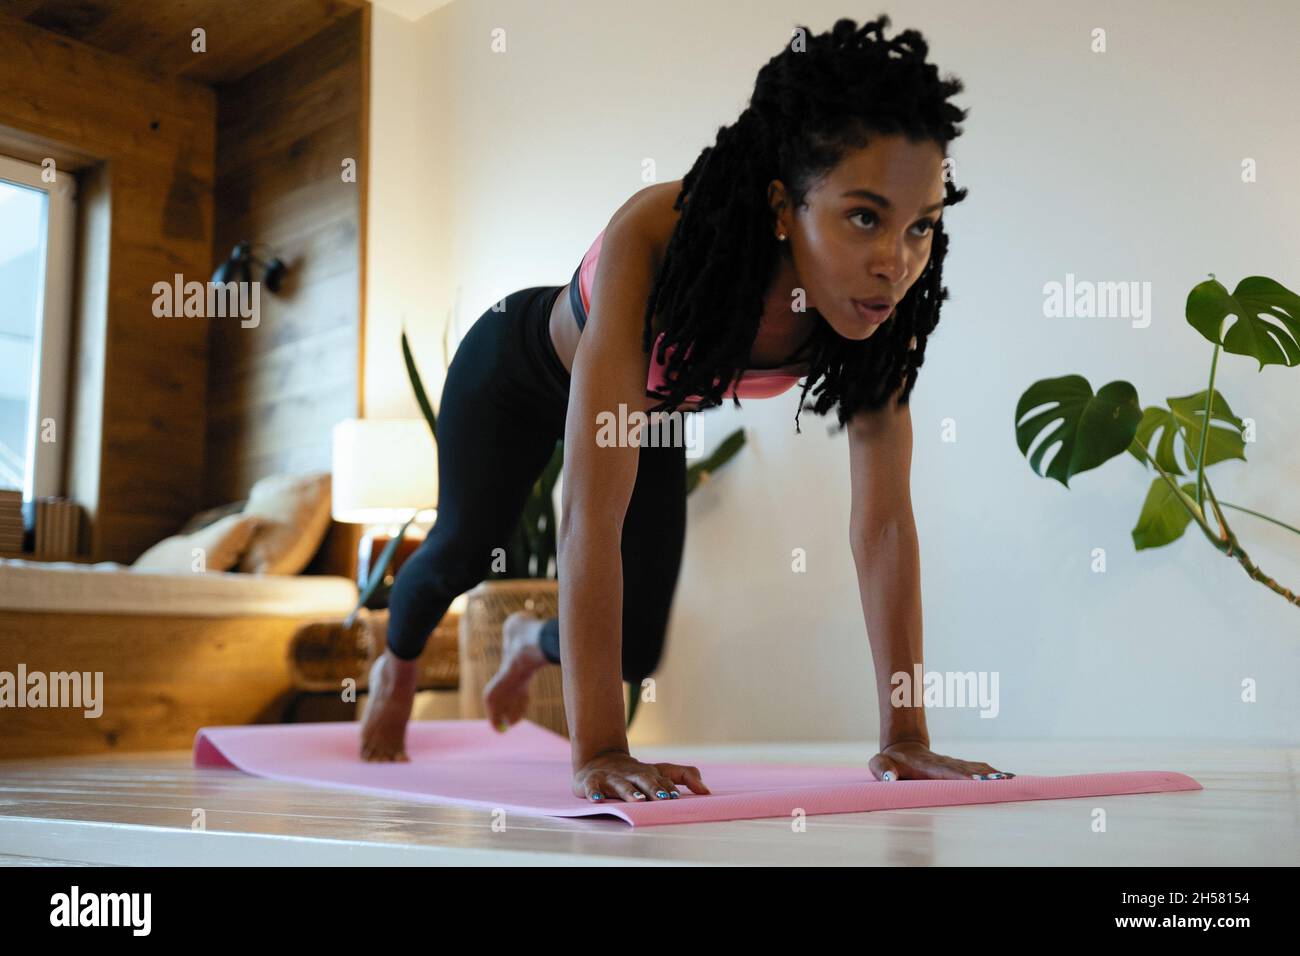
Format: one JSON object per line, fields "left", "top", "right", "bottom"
{"left": 518, "top": 493, "right": 543, "bottom": 575}
{"left": 538, "top": 439, "right": 564, "bottom": 494}
{"left": 345, "top": 510, "right": 419, "bottom": 628}
{"left": 1132, "top": 478, "right": 1202, "bottom": 550}
{"left": 401, "top": 327, "right": 438, "bottom": 441}
{"left": 534, "top": 441, "right": 563, "bottom": 577}
{"left": 1014, "top": 375, "right": 1143, "bottom": 488}
{"left": 1126, "top": 389, "right": 1246, "bottom": 474}
{"left": 531, "top": 440, "right": 563, "bottom": 578}
{"left": 686, "top": 428, "right": 747, "bottom": 495}
{"left": 504, "top": 440, "right": 565, "bottom": 580}
{"left": 1185, "top": 275, "right": 1300, "bottom": 369}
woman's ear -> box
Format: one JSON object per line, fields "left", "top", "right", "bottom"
{"left": 766, "top": 178, "right": 789, "bottom": 238}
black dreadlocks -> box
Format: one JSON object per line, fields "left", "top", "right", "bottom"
{"left": 641, "top": 14, "right": 969, "bottom": 433}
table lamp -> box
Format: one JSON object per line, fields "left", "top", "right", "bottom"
{"left": 331, "top": 418, "right": 438, "bottom": 603}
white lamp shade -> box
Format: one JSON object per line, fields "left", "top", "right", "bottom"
{"left": 331, "top": 418, "right": 438, "bottom": 524}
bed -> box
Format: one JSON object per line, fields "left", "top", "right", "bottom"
{"left": 0, "top": 521, "right": 362, "bottom": 758}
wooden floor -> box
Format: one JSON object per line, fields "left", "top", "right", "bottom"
{"left": 0, "top": 737, "right": 1293, "bottom": 865}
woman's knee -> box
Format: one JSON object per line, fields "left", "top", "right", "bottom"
{"left": 393, "top": 530, "right": 494, "bottom": 602}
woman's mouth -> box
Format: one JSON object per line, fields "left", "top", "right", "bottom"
{"left": 852, "top": 298, "right": 893, "bottom": 325}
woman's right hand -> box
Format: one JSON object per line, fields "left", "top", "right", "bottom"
{"left": 572, "top": 749, "right": 711, "bottom": 802}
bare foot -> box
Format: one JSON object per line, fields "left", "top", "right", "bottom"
{"left": 359, "top": 650, "right": 418, "bottom": 761}
{"left": 482, "top": 611, "right": 549, "bottom": 731}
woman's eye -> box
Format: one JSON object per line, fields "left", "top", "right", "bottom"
{"left": 850, "top": 211, "right": 937, "bottom": 236}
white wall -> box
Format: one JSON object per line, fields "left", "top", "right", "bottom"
{"left": 368, "top": 0, "right": 1300, "bottom": 746}
{"left": 365, "top": 4, "right": 445, "bottom": 418}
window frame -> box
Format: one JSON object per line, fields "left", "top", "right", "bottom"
{"left": 0, "top": 153, "right": 77, "bottom": 500}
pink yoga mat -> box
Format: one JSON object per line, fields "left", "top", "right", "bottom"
{"left": 193, "top": 719, "right": 1203, "bottom": 827}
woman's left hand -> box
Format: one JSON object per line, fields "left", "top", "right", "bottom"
{"left": 869, "top": 739, "right": 1016, "bottom": 781}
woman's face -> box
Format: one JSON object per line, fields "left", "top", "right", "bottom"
{"left": 769, "top": 134, "right": 947, "bottom": 342}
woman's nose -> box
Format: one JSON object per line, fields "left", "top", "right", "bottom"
{"left": 867, "top": 243, "right": 907, "bottom": 286}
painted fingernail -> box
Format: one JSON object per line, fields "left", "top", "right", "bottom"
{"left": 632, "top": 792, "right": 646, "bottom": 800}
{"left": 591, "top": 792, "right": 604, "bottom": 801}
{"left": 972, "top": 774, "right": 986, "bottom": 780}
{"left": 668, "top": 791, "right": 680, "bottom": 799}
{"left": 882, "top": 771, "right": 896, "bottom": 782}
{"left": 656, "top": 790, "right": 669, "bottom": 799}
{"left": 987, "top": 773, "right": 1006, "bottom": 780}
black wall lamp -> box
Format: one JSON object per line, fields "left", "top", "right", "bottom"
{"left": 212, "top": 241, "right": 288, "bottom": 293}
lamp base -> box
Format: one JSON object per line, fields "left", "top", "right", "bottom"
{"left": 356, "top": 530, "right": 424, "bottom": 608}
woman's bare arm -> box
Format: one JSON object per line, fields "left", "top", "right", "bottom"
{"left": 558, "top": 208, "right": 660, "bottom": 768}
{"left": 848, "top": 387, "right": 1015, "bottom": 783}
{"left": 557, "top": 186, "right": 709, "bottom": 802}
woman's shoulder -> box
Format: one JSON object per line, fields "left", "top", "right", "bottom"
{"left": 605, "top": 179, "right": 683, "bottom": 272}
{"left": 588, "top": 180, "right": 683, "bottom": 339}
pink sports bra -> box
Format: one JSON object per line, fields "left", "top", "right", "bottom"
{"left": 569, "top": 227, "right": 810, "bottom": 406}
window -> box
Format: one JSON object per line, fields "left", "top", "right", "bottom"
{"left": 0, "top": 155, "right": 76, "bottom": 500}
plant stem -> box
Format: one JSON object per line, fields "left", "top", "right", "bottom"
{"left": 1133, "top": 446, "right": 1299, "bottom": 609}
{"left": 1133, "top": 445, "right": 1220, "bottom": 546}
{"left": 1181, "top": 423, "right": 1298, "bottom": 541}
{"left": 1195, "top": 343, "right": 1220, "bottom": 510}
{"left": 1217, "top": 501, "right": 1300, "bottom": 538}
{"left": 1197, "top": 468, "right": 1233, "bottom": 539}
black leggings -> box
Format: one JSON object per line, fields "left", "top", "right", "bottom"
{"left": 384, "top": 284, "right": 687, "bottom": 684}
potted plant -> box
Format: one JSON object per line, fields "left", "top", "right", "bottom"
{"left": 1014, "top": 273, "right": 1298, "bottom": 608}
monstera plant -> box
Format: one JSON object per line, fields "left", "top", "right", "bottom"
{"left": 1014, "top": 274, "right": 1299, "bottom": 609}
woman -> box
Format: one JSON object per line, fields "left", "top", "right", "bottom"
{"left": 361, "top": 15, "right": 1016, "bottom": 801}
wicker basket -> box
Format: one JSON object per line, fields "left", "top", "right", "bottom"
{"left": 288, "top": 616, "right": 372, "bottom": 692}
{"left": 365, "top": 607, "right": 460, "bottom": 689}
{"left": 459, "top": 579, "right": 567, "bottom": 738}
{"left": 289, "top": 607, "right": 459, "bottom": 693}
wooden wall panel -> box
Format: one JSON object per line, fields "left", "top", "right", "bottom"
{"left": 64, "top": 161, "right": 110, "bottom": 556}
{"left": 0, "top": 13, "right": 216, "bottom": 562}
{"left": 205, "top": 10, "right": 365, "bottom": 505}
{"left": 0, "top": 4, "right": 368, "bottom": 558}
{"left": 0, "top": 0, "right": 367, "bottom": 85}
